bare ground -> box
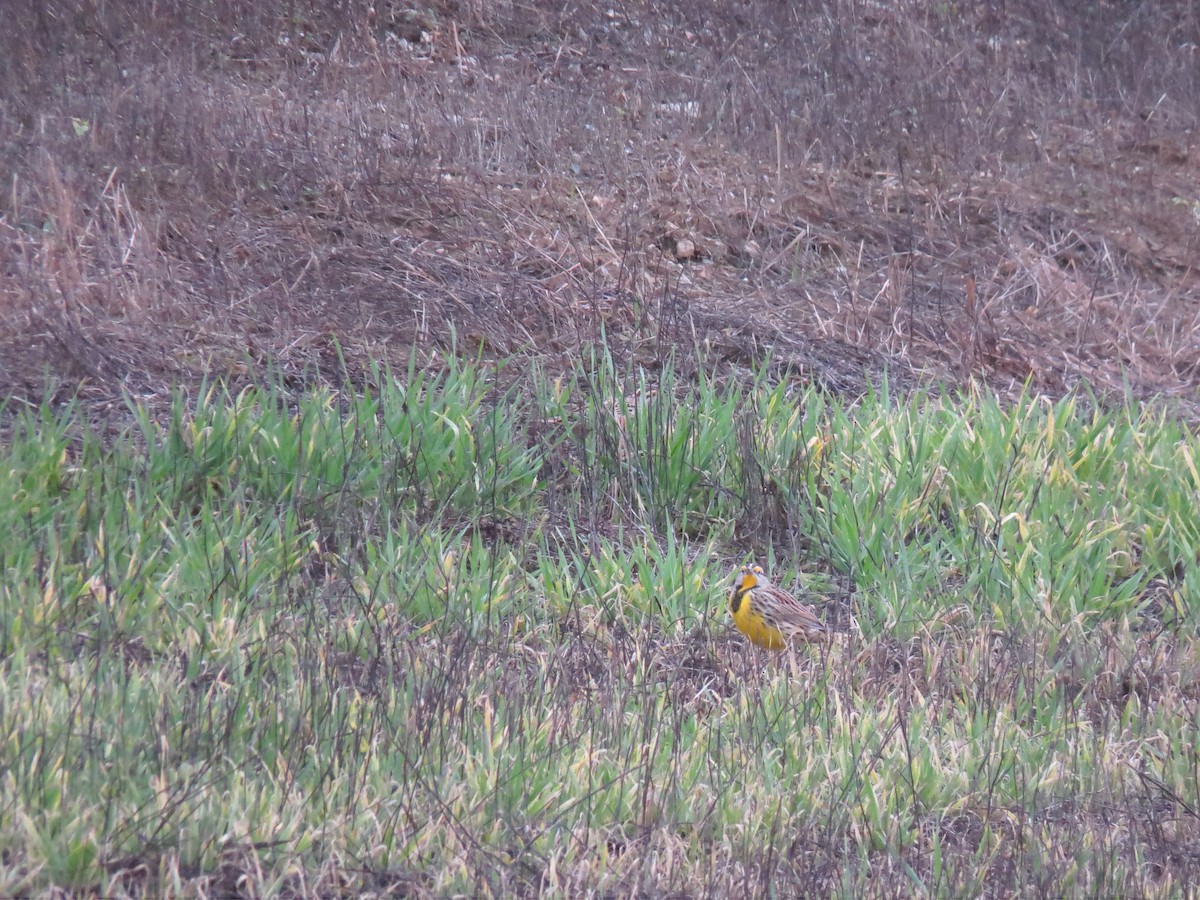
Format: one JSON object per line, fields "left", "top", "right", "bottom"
{"left": 2, "top": 1, "right": 1198, "bottom": 425}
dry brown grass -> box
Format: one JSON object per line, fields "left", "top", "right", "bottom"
{"left": 2, "top": 0, "right": 1198, "bottom": 424}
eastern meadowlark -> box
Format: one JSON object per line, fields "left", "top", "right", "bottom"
{"left": 729, "top": 564, "right": 827, "bottom": 649}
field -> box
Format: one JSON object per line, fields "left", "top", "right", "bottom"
{"left": 3, "top": 1, "right": 1200, "bottom": 896}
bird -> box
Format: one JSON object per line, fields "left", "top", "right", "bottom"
{"left": 728, "top": 564, "right": 827, "bottom": 649}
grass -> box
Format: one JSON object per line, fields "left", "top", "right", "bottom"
{"left": 2, "top": 353, "right": 1199, "bottom": 896}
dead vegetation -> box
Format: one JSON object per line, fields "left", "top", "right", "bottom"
{"left": 2, "top": 0, "right": 1198, "bottom": 422}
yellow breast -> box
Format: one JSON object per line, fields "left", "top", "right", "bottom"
{"left": 729, "top": 577, "right": 789, "bottom": 650}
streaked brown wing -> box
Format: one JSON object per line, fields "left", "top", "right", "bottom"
{"left": 768, "top": 585, "right": 826, "bottom": 636}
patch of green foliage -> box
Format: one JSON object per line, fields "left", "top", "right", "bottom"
{"left": 1, "top": 352, "right": 1198, "bottom": 896}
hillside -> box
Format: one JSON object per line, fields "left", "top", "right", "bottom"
{"left": 3, "top": 1, "right": 1198, "bottom": 417}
